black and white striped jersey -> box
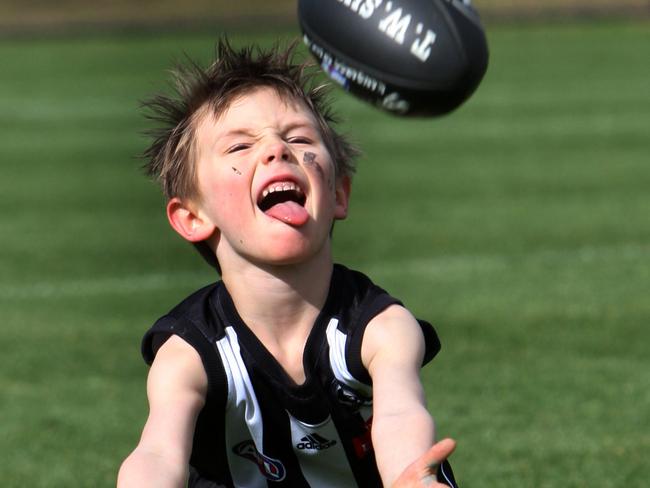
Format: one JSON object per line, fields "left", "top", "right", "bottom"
{"left": 142, "top": 264, "right": 458, "bottom": 487}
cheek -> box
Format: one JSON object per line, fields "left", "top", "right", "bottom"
{"left": 197, "top": 169, "right": 250, "bottom": 222}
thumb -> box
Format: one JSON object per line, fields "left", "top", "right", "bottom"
{"left": 418, "top": 438, "right": 456, "bottom": 476}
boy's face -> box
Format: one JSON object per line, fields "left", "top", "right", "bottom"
{"left": 182, "top": 86, "right": 350, "bottom": 269}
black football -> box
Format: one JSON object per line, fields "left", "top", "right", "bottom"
{"left": 298, "top": 0, "right": 489, "bottom": 117}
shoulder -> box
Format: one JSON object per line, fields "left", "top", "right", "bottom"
{"left": 142, "top": 281, "right": 223, "bottom": 365}
{"left": 144, "top": 336, "right": 208, "bottom": 450}
{"left": 330, "top": 265, "right": 442, "bottom": 380}
{"left": 131, "top": 335, "right": 207, "bottom": 472}
{"left": 163, "top": 281, "right": 222, "bottom": 325}
{"left": 148, "top": 335, "right": 208, "bottom": 399}
{"left": 141, "top": 281, "right": 230, "bottom": 407}
{"left": 361, "top": 304, "right": 426, "bottom": 377}
{"left": 332, "top": 264, "right": 400, "bottom": 329}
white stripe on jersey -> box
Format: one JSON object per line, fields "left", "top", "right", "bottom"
{"left": 439, "top": 461, "right": 457, "bottom": 488}
{"left": 326, "top": 318, "right": 372, "bottom": 397}
{"left": 216, "top": 326, "right": 271, "bottom": 487}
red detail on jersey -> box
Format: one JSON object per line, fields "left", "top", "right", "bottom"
{"left": 352, "top": 416, "right": 374, "bottom": 459}
{"left": 232, "top": 440, "right": 286, "bottom": 481}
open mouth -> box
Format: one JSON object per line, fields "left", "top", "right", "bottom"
{"left": 257, "top": 181, "right": 306, "bottom": 212}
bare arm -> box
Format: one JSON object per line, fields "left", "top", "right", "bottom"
{"left": 117, "top": 335, "right": 207, "bottom": 488}
{"left": 363, "top": 305, "right": 454, "bottom": 487}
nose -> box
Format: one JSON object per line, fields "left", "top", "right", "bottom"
{"left": 263, "top": 139, "right": 291, "bottom": 165}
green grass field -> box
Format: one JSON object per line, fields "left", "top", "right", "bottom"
{"left": 1, "top": 20, "right": 648, "bottom": 487}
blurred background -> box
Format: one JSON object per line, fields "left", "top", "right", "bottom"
{"left": 1, "top": 1, "right": 648, "bottom": 487}
{"left": 0, "top": 0, "right": 294, "bottom": 34}
{"left": 1, "top": 0, "right": 649, "bottom": 33}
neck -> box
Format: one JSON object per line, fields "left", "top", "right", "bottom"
{"left": 220, "top": 249, "right": 334, "bottom": 335}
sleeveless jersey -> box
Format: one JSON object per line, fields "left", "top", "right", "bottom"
{"left": 142, "top": 264, "right": 458, "bottom": 487}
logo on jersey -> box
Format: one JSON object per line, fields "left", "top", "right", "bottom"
{"left": 232, "top": 440, "right": 286, "bottom": 481}
{"left": 332, "top": 380, "right": 372, "bottom": 410}
{"left": 296, "top": 433, "right": 337, "bottom": 451}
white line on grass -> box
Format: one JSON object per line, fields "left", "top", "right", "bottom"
{"left": 0, "top": 271, "right": 214, "bottom": 300}
{"left": 0, "top": 243, "right": 647, "bottom": 301}
{"left": 365, "top": 242, "right": 649, "bottom": 279}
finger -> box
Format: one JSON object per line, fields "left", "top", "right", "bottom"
{"left": 420, "top": 438, "right": 456, "bottom": 474}
{"left": 390, "top": 439, "right": 457, "bottom": 488}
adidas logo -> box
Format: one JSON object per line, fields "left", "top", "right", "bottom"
{"left": 296, "top": 433, "right": 337, "bottom": 451}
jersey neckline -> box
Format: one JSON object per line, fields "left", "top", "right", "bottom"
{"left": 210, "top": 265, "right": 344, "bottom": 395}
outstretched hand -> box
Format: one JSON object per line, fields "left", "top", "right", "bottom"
{"left": 391, "top": 438, "right": 457, "bottom": 488}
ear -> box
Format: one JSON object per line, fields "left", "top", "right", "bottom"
{"left": 166, "top": 197, "right": 216, "bottom": 243}
{"left": 334, "top": 175, "right": 351, "bottom": 220}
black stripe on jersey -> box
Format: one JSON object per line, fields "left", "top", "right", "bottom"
{"left": 324, "top": 388, "right": 382, "bottom": 487}
{"left": 314, "top": 323, "right": 382, "bottom": 486}
{"left": 190, "top": 394, "right": 232, "bottom": 487}
{"left": 248, "top": 368, "right": 311, "bottom": 487}
{"left": 438, "top": 459, "right": 459, "bottom": 487}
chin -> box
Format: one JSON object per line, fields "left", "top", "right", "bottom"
{"left": 257, "top": 242, "right": 329, "bottom": 268}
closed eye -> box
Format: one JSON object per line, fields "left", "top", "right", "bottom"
{"left": 226, "top": 143, "right": 251, "bottom": 153}
{"left": 287, "top": 136, "right": 312, "bottom": 145}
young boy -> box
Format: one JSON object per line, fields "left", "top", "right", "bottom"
{"left": 118, "top": 39, "right": 458, "bottom": 488}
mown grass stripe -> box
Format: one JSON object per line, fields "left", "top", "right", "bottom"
{"left": 1, "top": 243, "right": 646, "bottom": 300}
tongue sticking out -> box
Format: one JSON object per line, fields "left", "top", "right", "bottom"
{"left": 264, "top": 201, "right": 309, "bottom": 226}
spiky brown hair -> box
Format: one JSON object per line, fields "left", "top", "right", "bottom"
{"left": 141, "top": 38, "right": 359, "bottom": 270}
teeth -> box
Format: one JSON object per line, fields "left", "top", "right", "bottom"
{"left": 261, "top": 181, "right": 302, "bottom": 199}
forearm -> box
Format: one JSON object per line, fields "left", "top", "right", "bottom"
{"left": 372, "top": 405, "right": 435, "bottom": 487}
{"left": 117, "top": 447, "right": 188, "bottom": 488}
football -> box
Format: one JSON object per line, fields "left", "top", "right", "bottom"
{"left": 298, "top": 0, "right": 489, "bottom": 117}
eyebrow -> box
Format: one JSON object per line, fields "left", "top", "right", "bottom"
{"left": 284, "top": 121, "right": 319, "bottom": 135}
{"left": 219, "top": 128, "right": 256, "bottom": 140}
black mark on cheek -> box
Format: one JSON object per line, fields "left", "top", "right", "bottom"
{"left": 303, "top": 151, "right": 327, "bottom": 182}
{"left": 231, "top": 167, "right": 242, "bottom": 175}
{"left": 303, "top": 152, "right": 316, "bottom": 165}
{"left": 304, "top": 151, "right": 336, "bottom": 191}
